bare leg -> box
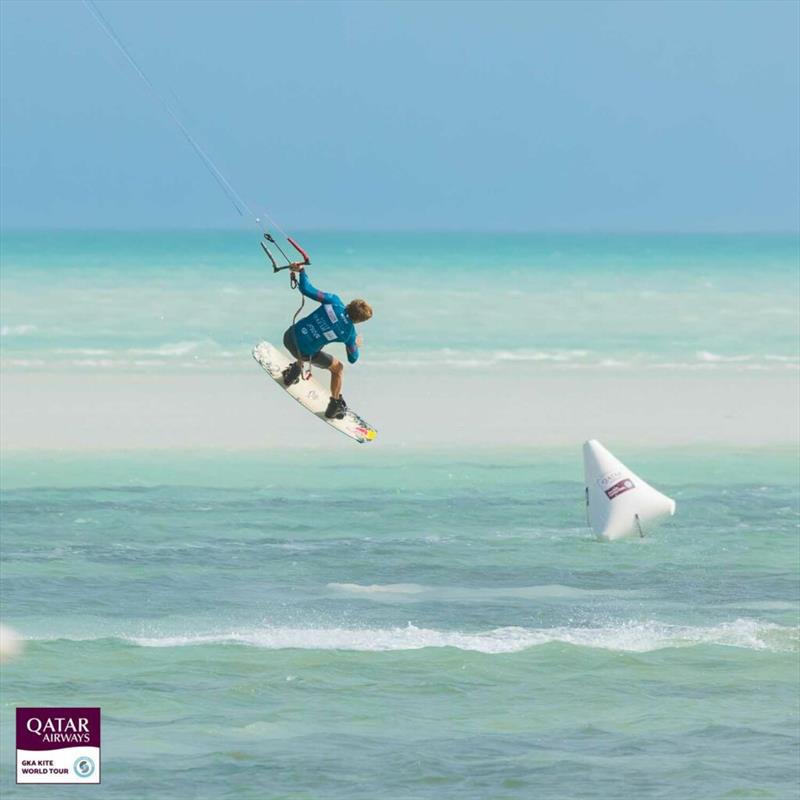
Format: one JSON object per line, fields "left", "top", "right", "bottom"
{"left": 329, "top": 359, "right": 343, "bottom": 398}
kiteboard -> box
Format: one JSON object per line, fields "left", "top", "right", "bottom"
{"left": 252, "top": 342, "right": 377, "bottom": 444}
{"left": 583, "top": 439, "right": 675, "bottom": 541}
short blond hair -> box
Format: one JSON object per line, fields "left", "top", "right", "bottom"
{"left": 347, "top": 299, "right": 373, "bottom": 323}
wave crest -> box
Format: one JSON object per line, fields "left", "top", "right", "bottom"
{"left": 123, "top": 619, "right": 796, "bottom": 654}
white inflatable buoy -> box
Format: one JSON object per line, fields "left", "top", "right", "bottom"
{"left": 583, "top": 439, "right": 676, "bottom": 541}
{"left": 0, "top": 624, "right": 24, "bottom": 662}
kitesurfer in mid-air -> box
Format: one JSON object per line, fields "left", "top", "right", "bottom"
{"left": 282, "top": 265, "right": 373, "bottom": 420}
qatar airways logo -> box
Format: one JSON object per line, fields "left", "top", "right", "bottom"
{"left": 25, "top": 716, "right": 91, "bottom": 744}
{"left": 595, "top": 470, "right": 624, "bottom": 488}
{"left": 605, "top": 479, "right": 636, "bottom": 500}
{"left": 17, "top": 707, "right": 101, "bottom": 784}
{"left": 596, "top": 471, "right": 636, "bottom": 500}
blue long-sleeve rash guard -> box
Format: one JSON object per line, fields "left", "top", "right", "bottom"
{"left": 292, "top": 270, "right": 360, "bottom": 363}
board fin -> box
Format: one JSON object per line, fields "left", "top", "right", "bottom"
{"left": 583, "top": 439, "right": 675, "bottom": 541}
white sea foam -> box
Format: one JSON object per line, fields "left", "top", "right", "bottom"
{"left": 125, "top": 619, "right": 796, "bottom": 654}
{"left": 696, "top": 350, "right": 753, "bottom": 363}
{"left": 765, "top": 354, "right": 797, "bottom": 362}
{"left": 4, "top": 359, "right": 46, "bottom": 367}
{"left": 372, "top": 349, "right": 798, "bottom": 372}
{"left": 329, "top": 583, "right": 428, "bottom": 595}
{"left": 327, "top": 582, "right": 643, "bottom": 601}
{"left": 493, "top": 349, "right": 589, "bottom": 362}
{"left": 376, "top": 349, "right": 595, "bottom": 367}
{"left": 3, "top": 342, "right": 796, "bottom": 373}
{"left": 715, "top": 601, "right": 799, "bottom": 612}
{"left": 70, "top": 359, "right": 118, "bottom": 368}
{"left": 127, "top": 341, "right": 204, "bottom": 357}
{"left": 0, "top": 324, "right": 36, "bottom": 337}
{"left": 56, "top": 348, "right": 112, "bottom": 356}
{"left": 597, "top": 358, "right": 631, "bottom": 368}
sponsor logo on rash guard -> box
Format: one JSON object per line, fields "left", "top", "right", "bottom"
{"left": 324, "top": 304, "right": 338, "bottom": 323}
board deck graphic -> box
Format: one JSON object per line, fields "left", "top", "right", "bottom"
{"left": 252, "top": 342, "right": 377, "bottom": 444}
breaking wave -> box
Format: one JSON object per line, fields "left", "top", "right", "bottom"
{"left": 1, "top": 339, "right": 797, "bottom": 372}
{"left": 327, "top": 582, "right": 644, "bottom": 601}
{"left": 120, "top": 619, "right": 795, "bottom": 654}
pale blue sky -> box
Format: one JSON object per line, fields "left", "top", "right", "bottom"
{"left": 1, "top": 0, "right": 798, "bottom": 231}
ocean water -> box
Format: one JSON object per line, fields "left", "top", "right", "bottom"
{"left": 1, "top": 450, "right": 798, "bottom": 799}
{"left": 1, "top": 231, "right": 798, "bottom": 373}
{"left": 1, "top": 232, "right": 799, "bottom": 798}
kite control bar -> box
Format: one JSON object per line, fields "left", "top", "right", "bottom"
{"left": 260, "top": 233, "right": 311, "bottom": 273}
{"left": 287, "top": 237, "right": 310, "bottom": 266}
{"left": 261, "top": 232, "right": 313, "bottom": 375}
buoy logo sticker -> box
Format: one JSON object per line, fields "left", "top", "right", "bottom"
{"left": 605, "top": 478, "right": 635, "bottom": 500}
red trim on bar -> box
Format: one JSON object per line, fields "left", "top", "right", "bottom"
{"left": 288, "top": 237, "right": 311, "bottom": 265}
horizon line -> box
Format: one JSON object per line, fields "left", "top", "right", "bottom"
{"left": 2, "top": 226, "right": 799, "bottom": 237}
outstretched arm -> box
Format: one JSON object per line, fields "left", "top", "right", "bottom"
{"left": 345, "top": 331, "right": 361, "bottom": 364}
{"left": 296, "top": 268, "right": 336, "bottom": 304}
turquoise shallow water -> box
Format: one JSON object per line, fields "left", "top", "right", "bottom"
{"left": 1, "top": 233, "right": 799, "bottom": 796}
{"left": 2, "top": 231, "right": 798, "bottom": 373}
{"left": 1, "top": 449, "right": 798, "bottom": 799}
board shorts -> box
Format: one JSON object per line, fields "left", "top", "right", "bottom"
{"left": 283, "top": 326, "right": 335, "bottom": 369}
